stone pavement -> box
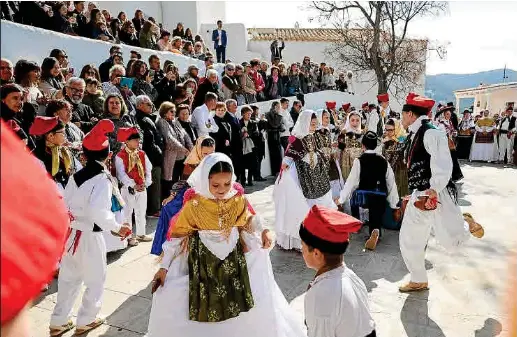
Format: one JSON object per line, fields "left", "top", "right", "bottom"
{"left": 30, "top": 162, "right": 517, "bottom": 337}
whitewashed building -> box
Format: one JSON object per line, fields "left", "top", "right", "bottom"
{"left": 454, "top": 82, "right": 517, "bottom": 116}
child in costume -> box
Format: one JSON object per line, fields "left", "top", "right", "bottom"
{"left": 147, "top": 153, "right": 306, "bottom": 337}
{"left": 300, "top": 205, "right": 376, "bottom": 337}
{"left": 151, "top": 135, "right": 216, "bottom": 256}
{"left": 49, "top": 120, "right": 132, "bottom": 336}
{"left": 29, "top": 116, "right": 81, "bottom": 195}
{"left": 114, "top": 126, "right": 153, "bottom": 246}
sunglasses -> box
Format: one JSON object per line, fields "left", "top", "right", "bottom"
{"left": 385, "top": 128, "right": 395, "bottom": 132}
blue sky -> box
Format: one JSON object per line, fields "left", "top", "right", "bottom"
{"left": 226, "top": 1, "right": 517, "bottom": 75}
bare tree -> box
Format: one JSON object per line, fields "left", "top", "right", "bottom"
{"left": 310, "top": 1, "right": 448, "bottom": 98}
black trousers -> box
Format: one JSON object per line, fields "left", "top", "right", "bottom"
{"left": 171, "top": 159, "right": 184, "bottom": 183}
{"left": 365, "top": 330, "right": 377, "bottom": 337}
{"left": 253, "top": 147, "right": 263, "bottom": 179}
{"left": 268, "top": 134, "right": 282, "bottom": 176}
{"left": 366, "top": 194, "right": 386, "bottom": 236}
{"left": 161, "top": 179, "right": 173, "bottom": 201}
{"left": 241, "top": 152, "right": 256, "bottom": 184}
{"left": 215, "top": 46, "right": 226, "bottom": 63}
{"left": 280, "top": 136, "right": 289, "bottom": 152}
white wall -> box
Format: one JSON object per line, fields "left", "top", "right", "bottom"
{"left": 92, "top": 1, "right": 226, "bottom": 36}
{"left": 0, "top": 20, "right": 224, "bottom": 76}
{"left": 471, "top": 88, "right": 517, "bottom": 116}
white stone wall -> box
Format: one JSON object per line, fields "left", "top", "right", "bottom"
{"left": 0, "top": 21, "right": 224, "bottom": 77}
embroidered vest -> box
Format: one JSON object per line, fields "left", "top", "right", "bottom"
{"left": 358, "top": 153, "right": 388, "bottom": 193}
{"left": 406, "top": 121, "right": 434, "bottom": 192}
{"left": 117, "top": 150, "right": 146, "bottom": 185}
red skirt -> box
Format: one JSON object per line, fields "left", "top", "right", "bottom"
{"left": 475, "top": 132, "right": 494, "bottom": 144}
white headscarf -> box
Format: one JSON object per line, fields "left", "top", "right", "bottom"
{"left": 344, "top": 111, "right": 362, "bottom": 133}
{"left": 187, "top": 152, "right": 237, "bottom": 200}
{"left": 291, "top": 109, "right": 317, "bottom": 139}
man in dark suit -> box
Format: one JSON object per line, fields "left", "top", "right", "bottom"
{"left": 225, "top": 99, "right": 244, "bottom": 184}
{"left": 212, "top": 20, "right": 227, "bottom": 63}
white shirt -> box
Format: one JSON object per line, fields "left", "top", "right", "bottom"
{"left": 114, "top": 152, "right": 153, "bottom": 188}
{"left": 191, "top": 104, "right": 219, "bottom": 137}
{"left": 365, "top": 109, "right": 380, "bottom": 133}
{"left": 408, "top": 116, "right": 452, "bottom": 194}
{"left": 64, "top": 168, "right": 122, "bottom": 233}
{"left": 305, "top": 265, "right": 375, "bottom": 337}
{"left": 217, "top": 29, "right": 222, "bottom": 46}
{"left": 279, "top": 108, "right": 294, "bottom": 137}
{"left": 337, "top": 150, "right": 399, "bottom": 207}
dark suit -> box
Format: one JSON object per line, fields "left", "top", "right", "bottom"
{"left": 239, "top": 118, "right": 260, "bottom": 184}
{"left": 212, "top": 29, "right": 228, "bottom": 63}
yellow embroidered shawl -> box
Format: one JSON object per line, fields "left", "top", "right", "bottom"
{"left": 168, "top": 193, "right": 251, "bottom": 238}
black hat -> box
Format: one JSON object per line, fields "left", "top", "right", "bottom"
{"left": 446, "top": 102, "right": 456, "bottom": 111}
{"left": 462, "top": 109, "right": 471, "bottom": 114}
{"left": 361, "top": 131, "right": 378, "bottom": 150}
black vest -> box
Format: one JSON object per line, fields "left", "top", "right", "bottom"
{"left": 406, "top": 120, "right": 434, "bottom": 191}
{"left": 358, "top": 153, "right": 388, "bottom": 192}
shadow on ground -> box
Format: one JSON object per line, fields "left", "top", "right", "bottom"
{"left": 401, "top": 291, "right": 446, "bottom": 337}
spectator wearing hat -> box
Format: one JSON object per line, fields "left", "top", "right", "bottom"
{"left": 336, "top": 130, "right": 400, "bottom": 251}
{"left": 212, "top": 20, "right": 227, "bottom": 63}
{"left": 49, "top": 120, "right": 132, "bottom": 336}
{"left": 0, "top": 120, "right": 70, "bottom": 337}
{"left": 115, "top": 127, "right": 153, "bottom": 245}
{"left": 300, "top": 205, "right": 376, "bottom": 337}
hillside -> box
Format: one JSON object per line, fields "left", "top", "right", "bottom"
{"left": 425, "top": 69, "right": 517, "bottom": 109}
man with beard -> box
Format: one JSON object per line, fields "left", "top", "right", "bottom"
{"left": 64, "top": 77, "right": 97, "bottom": 133}
{"left": 0, "top": 83, "right": 36, "bottom": 150}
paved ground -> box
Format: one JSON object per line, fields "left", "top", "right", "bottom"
{"left": 31, "top": 162, "right": 517, "bottom": 337}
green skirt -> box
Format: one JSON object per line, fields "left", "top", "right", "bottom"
{"left": 188, "top": 232, "right": 254, "bottom": 322}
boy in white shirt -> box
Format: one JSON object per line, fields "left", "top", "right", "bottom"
{"left": 300, "top": 205, "right": 376, "bottom": 337}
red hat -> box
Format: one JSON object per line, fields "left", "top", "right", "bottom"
{"left": 117, "top": 127, "right": 140, "bottom": 142}
{"left": 361, "top": 102, "right": 369, "bottom": 109}
{"left": 405, "top": 92, "right": 435, "bottom": 110}
{"left": 83, "top": 119, "right": 114, "bottom": 151}
{"left": 29, "top": 116, "right": 60, "bottom": 136}
{"left": 299, "top": 205, "right": 362, "bottom": 254}
{"left": 377, "top": 93, "right": 389, "bottom": 102}
{"left": 325, "top": 101, "right": 336, "bottom": 109}
{"left": 0, "top": 121, "right": 69, "bottom": 324}
{"left": 342, "top": 103, "right": 351, "bottom": 111}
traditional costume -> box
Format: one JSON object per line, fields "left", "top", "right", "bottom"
{"left": 1, "top": 120, "right": 69, "bottom": 331}
{"left": 338, "top": 112, "right": 363, "bottom": 181}
{"left": 147, "top": 153, "right": 306, "bottom": 337}
{"left": 338, "top": 131, "right": 399, "bottom": 250}
{"left": 273, "top": 110, "right": 336, "bottom": 250}
{"left": 363, "top": 103, "right": 383, "bottom": 137}
{"left": 115, "top": 127, "right": 153, "bottom": 243}
{"left": 399, "top": 93, "right": 483, "bottom": 293}
{"left": 300, "top": 206, "right": 376, "bottom": 337}
{"left": 151, "top": 136, "right": 215, "bottom": 256}
{"left": 456, "top": 109, "right": 475, "bottom": 159}
{"left": 50, "top": 120, "right": 131, "bottom": 335}
{"left": 496, "top": 108, "right": 516, "bottom": 163}
{"left": 436, "top": 105, "right": 463, "bottom": 182}
{"left": 29, "top": 116, "right": 81, "bottom": 195}
{"left": 469, "top": 114, "right": 498, "bottom": 162}
{"left": 316, "top": 109, "right": 344, "bottom": 199}
{"left": 381, "top": 118, "right": 409, "bottom": 197}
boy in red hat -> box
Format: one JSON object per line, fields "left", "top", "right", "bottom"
{"left": 1, "top": 121, "right": 69, "bottom": 337}
{"left": 114, "top": 127, "right": 153, "bottom": 246}
{"left": 49, "top": 120, "right": 132, "bottom": 336}
{"left": 300, "top": 205, "right": 376, "bottom": 337}
{"left": 377, "top": 93, "right": 390, "bottom": 121}
{"left": 29, "top": 116, "right": 80, "bottom": 195}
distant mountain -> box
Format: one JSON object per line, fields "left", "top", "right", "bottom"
{"left": 425, "top": 69, "right": 517, "bottom": 110}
